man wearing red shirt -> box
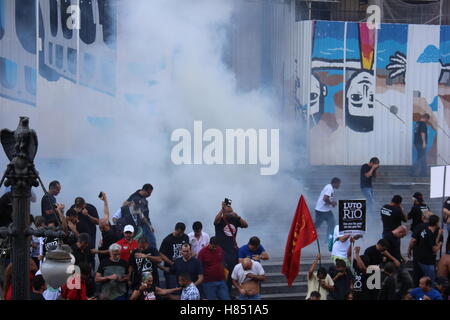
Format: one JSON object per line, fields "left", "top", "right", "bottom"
{"left": 116, "top": 225, "right": 139, "bottom": 262}
{"left": 198, "top": 237, "right": 230, "bottom": 300}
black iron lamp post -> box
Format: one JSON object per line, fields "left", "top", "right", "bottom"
{"left": 0, "top": 117, "right": 67, "bottom": 300}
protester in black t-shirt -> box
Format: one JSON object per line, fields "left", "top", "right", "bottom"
{"left": 328, "top": 259, "right": 354, "bottom": 300}
{"left": 380, "top": 195, "right": 406, "bottom": 237}
{"left": 41, "top": 180, "right": 61, "bottom": 225}
{"left": 360, "top": 157, "right": 379, "bottom": 216}
{"left": 353, "top": 247, "right": 372, "bottom": 300}
{"left": 413, "top": 215, "right": 443, "bottom": 284}
{"left": 214, "top": 201, "right": 248, "bottom": 292}
{"left": 363, "top": 239, "right": 390, "bottom": 266}
{"left": 383, "top": 226, "right": 414, "bottom": 296}
{"left": 214, "top": 201, "right": 249, "bottom": 292}
{"left": 382, "top": 226, "right": 407, "bottom": 265}
{"left": 408, "top": 192, "right": 430, "bottom": 232}
{"left": 95, "top": 192, "right": 122, "bottom": 262}
{"left": 71, "top": 233, "right": 94, "bottom": 271}
{"left": 169, "top": 243, "right": 204, "bottom": 287}
{"left": 378, "top": 262, "right": 398, "bottom": 300}
{"left": 129, "top": 237, "right": 162, "bottom": 287}
{"left": 408, "top": 211, "right": 432, "bottom": 286}
{"left": 412, "top": 113, "right": 430, "bottom": 177}
{"left": 127, "top": 184, "right": 156, "bottom": 248}
{"left": 68, "top": 197, "right": 99, "bottom": 250}
{"left": 159, "top": 222, "right": 189, "bottom": 289}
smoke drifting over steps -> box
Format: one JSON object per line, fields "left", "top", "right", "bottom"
{"left": 0, "top": 0, "right": 305, "bottom": 255}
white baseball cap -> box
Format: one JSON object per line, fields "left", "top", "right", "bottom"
{"left": 124, "top": 225, "right": 134, "bottom": 233}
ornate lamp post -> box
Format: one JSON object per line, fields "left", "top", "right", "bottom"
{"left": 0, "top": 117, "right": 67, "bottom": 299}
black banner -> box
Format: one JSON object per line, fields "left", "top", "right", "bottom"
{"left": 338, "top": 200, "right": 366, "bottom": 235}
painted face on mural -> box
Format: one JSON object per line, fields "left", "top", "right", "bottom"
{"left": 310, "top": 73, "right": 327, "bottom": 125}
{"left": 345, "top": 70, "right": 375, "bottom": 132}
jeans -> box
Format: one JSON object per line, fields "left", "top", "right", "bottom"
{"left": 238, "top": 293, "right": 261, "bottom": 300}
{"left": 418, "top": 263, "right": 435, "bottom": 284}
{"left": 361, "top": 187, "right": 374, "bottom": 215}
{"left": 143, "top": 224, "right": 157, "bottom": 249}
{"left": 223, "top": 249, "right": 238, "bottom": 295}
{"left": 164, "top": 272, "right": 178, "bottom": 289}
{"left": 202, "top": 281, "right": 230, "bottom": 300}
{"left": 314, "top": 210, "right": 335, "bottom": 243}
{"left": 412, "top": 145, "right": 427, "bottom": 176}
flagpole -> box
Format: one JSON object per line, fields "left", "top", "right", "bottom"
{"left": 316, "top": 238, "right": 322, "bottom": 292}
{"left": 316, "top": 238, "right": 322, "bottom": 268}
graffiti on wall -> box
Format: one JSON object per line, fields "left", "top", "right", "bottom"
{"left": 0, "top": 0, "right": 117, "bottom": 108}
{"left": 301, "top": 21, "right": 450, "bottom": 165}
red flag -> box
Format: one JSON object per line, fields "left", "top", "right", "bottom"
{"left": 282, "top": 195, "right": 317, "bottom": 287}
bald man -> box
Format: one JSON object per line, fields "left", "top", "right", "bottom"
{"left": 231, "top": 258, "right": 266, "bottom": 300}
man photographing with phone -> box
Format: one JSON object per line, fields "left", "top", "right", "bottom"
{"left": 68, "top": 197, "right": 100, "bottom": 251}
{"left": 214, "top": 199, "right": 248, "bottom": 296}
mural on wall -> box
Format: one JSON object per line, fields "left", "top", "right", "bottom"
{"left": 303, "top": 21, "right": 450, "bottom": 166}
{"left": 308, "top": 21, "right": 346, "bottom": 164}
{"left": 0, "top": 0, "right": 117, "bottom": 108}
{"left": 438, "top": 26, "right": 450, "bottom": 164}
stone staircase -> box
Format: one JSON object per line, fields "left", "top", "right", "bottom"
{"left": 252, "top": 165, "right": 440, "bottom": 300}
{"left": 259, "top": 258, "right": 334, "bottom": 300}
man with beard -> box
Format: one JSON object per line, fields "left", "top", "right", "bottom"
{"left": 95, "top": 243, "right": 129, "bottom": 300}
{"left": 159, "top": 222, "right": 190, "bottom": 289}
{"left": 116, "top": 225, "right": 139, "bottom": 263}
{"left": 129, "top": 237, "right": 162, "bottom": 288}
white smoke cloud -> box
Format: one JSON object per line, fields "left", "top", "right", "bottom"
{"left": 1, "top": 0, "right": 305, "bottom": 256}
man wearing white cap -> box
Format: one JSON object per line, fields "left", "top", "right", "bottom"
{"left": 116, "top": 225, "right": 139, "bottom": 262}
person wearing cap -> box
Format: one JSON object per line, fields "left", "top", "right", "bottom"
{"left": 408, "top": 192, "right": 430, "bottom": 233}
{"left": 116, "top": 225, "right": 139, "bottom": 262}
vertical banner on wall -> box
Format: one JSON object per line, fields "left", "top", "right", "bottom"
{"left": 343, "top": 23, "right": 377, "bottom": 165}
{"left": 308, "top": 21, "right": 346, "bottom": 165}
{"left": 0, "top": 0, "right": 37, "bottom": 107}
{"left": 375, "top": 24, "right": 411, "bottom": 165}
{"left": 338, "top": 200, "right": 366, "bottom": 235}
{"left": 437, "top": 26, "right": 450, "bottom": 164}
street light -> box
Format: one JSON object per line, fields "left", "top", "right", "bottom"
{"left": 0, "top": 117, "right": 69, "bottom": 299}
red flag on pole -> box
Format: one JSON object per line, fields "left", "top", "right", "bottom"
{"left": 282, "top": 195, "right": 317, "bottom": 287}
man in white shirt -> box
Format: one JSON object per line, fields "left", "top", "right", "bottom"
{"left": 315, "top": 177, "right": 341, "bottom": 244}
{"left": 231, "top": 258, "right": 266, "bottom": 300}
{"left": 331, "top": 225, "right": 362, "bottom": 266}
{"left": 188, "top": 221, "right": 210, "bottom": 258}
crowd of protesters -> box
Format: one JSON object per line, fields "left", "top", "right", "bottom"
{"left": 310, "top": 158, "right": 450, "bottom": 300}
{"left": 0, "top": 182, "right": 269, "bottom": 300}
